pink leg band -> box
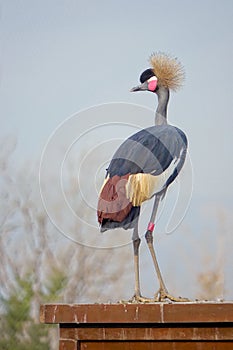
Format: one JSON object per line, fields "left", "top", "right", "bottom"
{"left": 147, "top": 222, "right": 155, "bottom": 232}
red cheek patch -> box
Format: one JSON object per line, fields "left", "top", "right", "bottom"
{"left": 148, "top": 80, "right": 157, "bottom": 91}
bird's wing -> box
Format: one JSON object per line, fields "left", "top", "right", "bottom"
{"left": 98, "top": 125, "right": 187, "bottom": 223}
{"left": 108, "top": 125, "right": 187, "bottom": 174}
{"left": 107, "top": 125, "right": 187, "bottom": 203}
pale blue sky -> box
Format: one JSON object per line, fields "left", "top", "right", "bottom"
{"left": 1, "top": 0, "right": 233, "bottom": 299}
{"left": 1, "top": 0, "right": 232, "bottom": 199}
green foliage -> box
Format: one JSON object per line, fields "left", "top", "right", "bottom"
{"left": 0, "top": 269, "right": 67, "bottom": 350}
{"left": 3, "top": 277, "right": 33, "bottom": 333}
{"left": 43, "top": 268, "right": 68, "bottom": 303}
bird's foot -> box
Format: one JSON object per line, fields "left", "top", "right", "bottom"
{"left": 154, "top": 288, "right": 190, "bottom": 302}
{"left": 119, "top": 294, "right": 154, "bottom": 304}
{"left": 130, "top": 294, "right": 154, "bottom": 303}
{"left": 119, "top": 291, "right": 190, "bottom": 304}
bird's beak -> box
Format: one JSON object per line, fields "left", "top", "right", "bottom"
{"left": 130, "top": 81, "right": 148, "bottom": 92}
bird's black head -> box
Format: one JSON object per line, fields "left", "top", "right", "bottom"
{"left": 140, "top": 68, "right": 155, "bottom": 83}
{"left": 131, "top": 68, "right": 158, "bottom": 93}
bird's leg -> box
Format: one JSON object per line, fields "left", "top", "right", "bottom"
{"left": 133, "top": 235, "right": 141, "bottom": 299}
{"left": 145, "top": 195, "right": 168, "bottom": 299}
{"left": 128, "top": 222, "right": 153, "bottom": 303}
{"left": 145, "top": 194, "right": 189, "bottom": 302}
{"left": 145, "top": 231, "right": 167, "bottom": 297}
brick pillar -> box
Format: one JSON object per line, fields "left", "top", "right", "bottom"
{"left": 40, "top": 302, "right": 233, "bottom": 350}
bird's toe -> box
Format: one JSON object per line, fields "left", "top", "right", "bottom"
{"left": 154, "top": 289, "right": 190, "bottom": 302}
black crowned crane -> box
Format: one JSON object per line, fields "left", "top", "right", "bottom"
{"left": 97, "top": 53, "right": 188, "bottom": 302}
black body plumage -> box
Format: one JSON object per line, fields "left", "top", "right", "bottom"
{"left": 107, "top": 125, "right": 187, "bottom": 185}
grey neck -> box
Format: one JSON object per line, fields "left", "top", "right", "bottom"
{"left": 155, "top": 87, "right": 169, "bottom": 125}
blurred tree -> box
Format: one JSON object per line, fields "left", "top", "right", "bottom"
{"left": 0, "top": 137, "right": 131, "bottom": 349}
{"left": 0, "top": 275, "right": 50, "bottom": 350}
{"left": 196, "top": 210, "right": 227, "bottom": 301}
{"left": 197, "top": 270, "right": 224, "bottom": 300}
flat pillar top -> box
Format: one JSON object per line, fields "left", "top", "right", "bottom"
{"left": 40, "top": 302, "right": 233, "bottom": 324}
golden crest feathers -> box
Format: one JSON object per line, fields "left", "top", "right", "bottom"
{"left": 149, "top": 52, "right": 185, "bottom": 91}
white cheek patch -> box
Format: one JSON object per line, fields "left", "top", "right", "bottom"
{"left": 148, "top": 76, "right": 158, "bottom": 82}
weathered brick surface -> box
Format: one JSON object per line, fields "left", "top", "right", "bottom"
{"left": 59, "top": 339, "right": 76, "bottom": 350}
{"left": 40, "top": 303, "right": 233, "bottom": 350}
{"left": 40, "top": 302, "right": 233, "bottom": 324}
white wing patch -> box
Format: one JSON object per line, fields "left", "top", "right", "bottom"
{"left": 126, "top": 153, "right": 182, "bottom": 206}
